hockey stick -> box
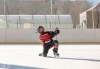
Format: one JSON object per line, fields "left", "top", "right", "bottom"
{"left": 55, "top": 27, "right": 59, "bottom": 40}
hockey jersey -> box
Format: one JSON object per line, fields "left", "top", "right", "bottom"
{"left": 39, "top": 31, "right": 55, "bottom": 46}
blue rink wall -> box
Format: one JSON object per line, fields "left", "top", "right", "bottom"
{"left": 0, "top": 29, "right": 100, "bottom": 44}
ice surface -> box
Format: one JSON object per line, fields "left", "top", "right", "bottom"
{"left": 0, "top": 44, "right": 100, "bottom": 69}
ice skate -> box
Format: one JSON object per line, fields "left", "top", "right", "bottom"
{"left": 39, "top": 53, "right": 47, "bottom": 57}
{"left": 39, "top": 53, "right": 43, "bottom": 56}
{"left": 54, "top": 53, "right": 59, "bottom": 58}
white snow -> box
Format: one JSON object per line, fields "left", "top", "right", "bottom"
{"left": 0, "top": 44, "right": 100, "bottom": 69}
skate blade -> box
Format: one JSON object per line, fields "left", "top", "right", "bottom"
{"left": 54, "top": 55, "right": 59, "bottom": 58}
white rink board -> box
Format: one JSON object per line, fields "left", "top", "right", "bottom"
{"left": 1, "top": 29, "right": 100, "bottom": 42}
{"left": 0, "top": 45, "right": 100, "bottom": 69}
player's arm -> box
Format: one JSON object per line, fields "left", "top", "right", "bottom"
{"left": 55, "top": 28, "right": 60, "bottom": 35}
{"left": 48, "top": 28, "right": 60, "bottom": 36}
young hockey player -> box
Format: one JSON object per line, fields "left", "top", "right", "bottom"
{"left": 37, "top": 26, "right": 60, "bottom": 57}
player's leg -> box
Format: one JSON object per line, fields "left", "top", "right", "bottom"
{"left": 43, "top": 42, "right": 55, "bottom": 57}
{"left": 53, "top": 40, "right": 59, "bottom": 57}
{"left": 42, "top": 46, "right": 50, "bottom": 57}
{"left": 39, "top": 41, "right": 54, "bottom": 57}
{"left": 39, "top": 46, "right": 49, "bottom": 57}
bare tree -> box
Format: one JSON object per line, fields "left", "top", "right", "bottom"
{"left": 51, "top": 0, "right": 92, "bottom": 28}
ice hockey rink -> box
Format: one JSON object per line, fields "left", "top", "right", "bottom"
{"left": 0, "top": 44, "right": 100, "bottom": 69}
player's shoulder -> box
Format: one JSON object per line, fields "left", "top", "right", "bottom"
{"left": 44, "top": 31, "right": 50, "bottom": 33}
{"left": 45, "top": 31, "right": 54, "bottom": 33}
{"left": 44, "top": 31, "right": 52, "bottom": 35}
{"left": 45, "top": 31, "right": 55, "bottom": 35}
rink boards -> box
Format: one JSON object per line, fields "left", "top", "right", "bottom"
{"left": 0, "top": 29, "right": 100, "bottom": 44}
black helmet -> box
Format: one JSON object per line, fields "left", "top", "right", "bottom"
{"left": 37, "top": 26, "right": 44, "bottom": 33}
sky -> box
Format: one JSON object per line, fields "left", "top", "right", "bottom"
{"left": 89, "top": 0, "right": 100, "bottom": 4}
{"left": 65, "top": 0, "right": 100, "bottom": 4}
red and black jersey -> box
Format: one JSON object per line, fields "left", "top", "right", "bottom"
{"left": 39, "top": 31, "right": 56, "bottom": 47}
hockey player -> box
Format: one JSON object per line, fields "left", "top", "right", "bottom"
{"left": 37, "top": 26, "right": 60, "bottom": 57}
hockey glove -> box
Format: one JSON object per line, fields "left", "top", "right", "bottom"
{"left": 55, "top": 28, "right": 60, "bottom": 34}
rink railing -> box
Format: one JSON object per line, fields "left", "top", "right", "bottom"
{"left": 0, "top": 29, "right": 100, "bottom": 44}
